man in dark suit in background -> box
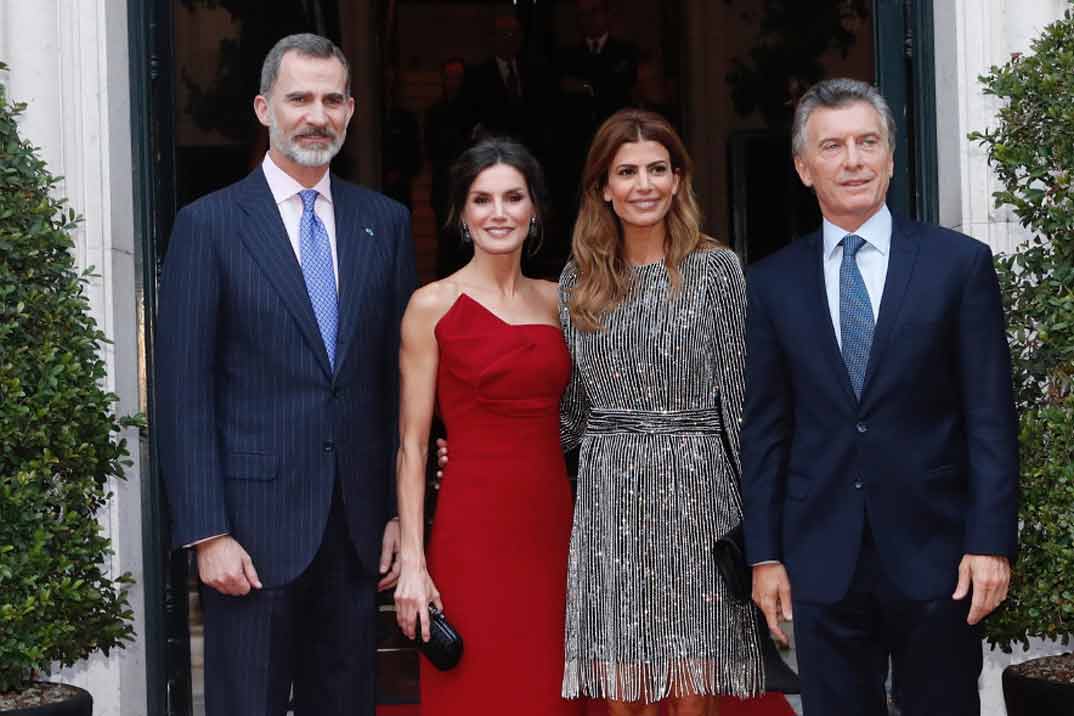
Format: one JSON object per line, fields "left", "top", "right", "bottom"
{"left": 551, "top": 0, "right": 639, "bottom": 258}
{"left": 427, "top": 57, "right": 476, "bottom": 278}
{"left": 466, "top": 13, "right": 544, "bottom": 145}
{"left": 741, "top": 78, "right": 1018, "bottom": 716}
{"left": 558, "top": 0, "right": 638, "bottom": 127}
{"left": 157, "top": 33, "right": 415, "bottom": 716}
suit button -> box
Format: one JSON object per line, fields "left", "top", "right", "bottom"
{"left": 331, "top": 387, "right": 342, "bottom": 399}
{"left": 856, "top": 422, "right": 868, "bottom": 433}
{"left": 322, "top": 441, "right": 335, "bottom": 454}
{"left": 853, "top": 480, "right": 864, "bottom": 489}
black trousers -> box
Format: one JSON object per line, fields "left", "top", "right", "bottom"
{"left": 792, "top": 530, "right": 983, "bottom": 716}
{"left": 201, "top": 483, "right": 378, "bottom": 716}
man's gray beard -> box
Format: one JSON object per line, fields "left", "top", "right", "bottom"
{"left": 269, "top": 121, "right": 345, "bottom": 168}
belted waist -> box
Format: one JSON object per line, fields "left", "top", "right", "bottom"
{"left": 586, "top": 408, "right": 723, "bottom": 436}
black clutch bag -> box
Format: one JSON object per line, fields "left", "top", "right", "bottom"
{"left": 416, "top": 607, "right": 464, "bottom": 671}
{"left": 713, "top": 522, "right": 751, "bottom": 603}
{"left": 713, "top": 521, "right": 801, "bottom": 694}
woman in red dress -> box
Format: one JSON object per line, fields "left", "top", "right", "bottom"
{"left": 393, "top": 138, "right": 584, "bottom": 716}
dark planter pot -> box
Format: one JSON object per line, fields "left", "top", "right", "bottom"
{"left": 0, "top": 683, "right": 92, "bottom": 716}
{"left": 1003, "top": 656, "right": 1074, "bottom": 716}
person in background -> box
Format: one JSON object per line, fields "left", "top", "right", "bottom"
{"left": 427, "top": 57, "right": 477, "bottom": 278}
{"left": 558, "top": 0, "right": 639, "bottom": 127}
{"left": 382, "top": 65, "right": 421, "bottom": 209}
{"left": 742, "top": 78, "right": 1019, "bottom": 716}
{"left": 551, "top": 0, "right": 639, "bottom": 264}
{"left": 466, "top": 13, "right": 543, "bottom": 145}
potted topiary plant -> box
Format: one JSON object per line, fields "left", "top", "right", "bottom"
{"left": 970, "top": 8, "right": 1074, "bottom": 715}
{"left": 0, "top": 61, "right": 137, "bottom": 714}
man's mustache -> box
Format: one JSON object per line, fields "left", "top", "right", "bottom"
{"left": 295, "top": 128, "right": 335, "bottom": 140}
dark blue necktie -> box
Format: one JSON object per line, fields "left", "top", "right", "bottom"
{"left": 839, "top": 234, "right": 874, "bottom": 399}
{"left": 298, "top": 189, "right": 338, "bottom": 369}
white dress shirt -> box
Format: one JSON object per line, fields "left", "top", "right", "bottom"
{"left": 261, "top": 152, "right": 340, "bottom": 288}
{"left": 586, "top": 32, "right": 609, "bottom": 54}
{"left": 822, "top": 204, "right": 892, "bottom": 347}
{"left": 495, "top": 56, "right": 521, "bottom": 95}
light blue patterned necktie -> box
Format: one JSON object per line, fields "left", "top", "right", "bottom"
{"left": 839, "top": 234, "right": 874, "bottom": 399}
{"left": 298, "top": 189, "right": 338, "bottom": 370}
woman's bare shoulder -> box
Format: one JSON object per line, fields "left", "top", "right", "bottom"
{"left": 529, "top": 278, "right": 561, "bottom": 314}
{"left": 405, "top": 279, "right": 463, "bottom": 326}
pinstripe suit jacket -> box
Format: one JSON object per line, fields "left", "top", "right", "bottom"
{"left": 157, "top": 167, "right": 416, "bottom": 587}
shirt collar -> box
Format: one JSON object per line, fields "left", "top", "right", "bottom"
{"left": 587, "top": 33, "right": 609, "bottom": 53}
{"left": 823, "top": 204, "right": 892, "bottom": 259}
{"left": 262, "top": 152, "right": 333, "bottom": 207}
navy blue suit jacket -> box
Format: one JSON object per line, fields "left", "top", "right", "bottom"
{"left": 157, "top": 167, "right": 416, "bottom": 587}
{"left": 741, "top": 216, "right": 1018, "bottom": 604}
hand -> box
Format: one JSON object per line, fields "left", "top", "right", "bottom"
{"left": 196, "top": 535, "right": 262, "bottom": 596}
{"left": 752, "top": 562, "right": 793, "bottom": 646}
{"left": 377, "top": 518, "right": 402, "bottom": 591}
{"left": 394, "top": 563, "right": 443, "bottom": 642}
{"left": 560, "top": 76, "right": 592, "bottom": 95}
{"left": 952, "top": 554, "right": 1010, "bottom": 625}
{"left": 435, "top": 437, "right": 448, "bottom": 481}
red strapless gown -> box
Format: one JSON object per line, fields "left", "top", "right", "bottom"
{"left": 422, "top": 294, "right": 583, "bottom": 716}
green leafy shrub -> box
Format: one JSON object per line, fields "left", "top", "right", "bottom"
{"left": 969, "top": 7, "right": 1074, "bottom": 652}
{"left": 0, "top": 61, "right": 137, "bottom": 693}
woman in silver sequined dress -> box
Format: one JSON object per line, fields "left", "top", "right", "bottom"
{"left": 559, "top": 109, "right": 764, "bottom": 715}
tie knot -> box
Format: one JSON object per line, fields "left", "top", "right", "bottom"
{"left": 299, "top": 189, "right": 318, "bottom": 212}
{"left": 842, "top": 234, "right": 866, "bottom": 257}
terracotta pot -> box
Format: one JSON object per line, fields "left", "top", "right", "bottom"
{"left": 1002, "top": 655, "right": 1074, "bottom": 716}
{"left": 0, "top": 683, "right": 91, "bottom": 716}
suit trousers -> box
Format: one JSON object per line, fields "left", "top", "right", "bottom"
{"left": 201, "top": 481, "right": 378, "bottom": 716}
{"left": 792, "top": 528, "right": 983, "bottom": 716}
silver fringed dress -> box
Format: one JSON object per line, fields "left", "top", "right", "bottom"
{"left": 558, "top": 248, "right": 764, "bottom": 702}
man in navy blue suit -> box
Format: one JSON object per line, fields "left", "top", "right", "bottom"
{"left": 157, "top": 34, "right": 415, "bottom": 715}
{"left": 741, "top": 78, "right": 1018, "bottom": 716}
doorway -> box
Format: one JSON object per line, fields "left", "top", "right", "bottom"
{"left": 133, "top": 1, "right": 935, "bottom": 714}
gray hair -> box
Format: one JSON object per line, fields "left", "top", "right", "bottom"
{"left": 791, "top": 78, "right": 896, "bottom": 157}
{"left": 259, "top": 33, "right": 350, "bottom": 97}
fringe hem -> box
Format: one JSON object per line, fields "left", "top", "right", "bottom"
{"left": 561, "top": 656, "right": 765, "bottom": 704}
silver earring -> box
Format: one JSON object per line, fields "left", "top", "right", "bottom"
{"left": 461, "top": 224, "right": 472, "bottom": 242}
{"left": 528, "top": 216, "right": 539, "bottom": 240}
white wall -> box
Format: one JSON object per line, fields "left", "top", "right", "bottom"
{"left": 0, "top": 1, "right": 146, "bottom": 714}
{"left": 934, "top": 0, "right": 1068, "bottom": 255}
{"left": 933, "top": 2, "right": 1070, "bottom": 714}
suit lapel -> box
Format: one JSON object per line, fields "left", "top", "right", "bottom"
{"left": 861, "top": 218, "right": 920, "bottom": 402}
{"left": 802, "top": 232, "right": 858, "bottom": 404}
{"left": 332, "top": 182, "right": 377, "bottom": 377}
{"left": 235, "top": 169, "right": 333, "bottom": 378}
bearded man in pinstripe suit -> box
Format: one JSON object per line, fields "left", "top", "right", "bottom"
{"left": 157, "top": 33, "right": 416, "bottom": 716}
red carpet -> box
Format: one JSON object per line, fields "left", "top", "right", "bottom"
{"left": 377, "top": 694, "right": 794, "bottom": 715}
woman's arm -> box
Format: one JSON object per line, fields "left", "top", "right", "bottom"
{"left": 557, "top": 265, "right": 591, "bottom": 452}
{"left": 393, "top": 285, "right": 449, "bottom": 642}
{"left": 709, "top": 248, "right": 748, "bottom": 492}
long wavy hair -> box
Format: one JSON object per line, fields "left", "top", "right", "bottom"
{"left": 568, "top": 109, "right": 712, "bottom": 332}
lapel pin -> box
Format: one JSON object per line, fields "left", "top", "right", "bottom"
{"left": 364, "top": 227, "right": 374, "bottom": 236}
